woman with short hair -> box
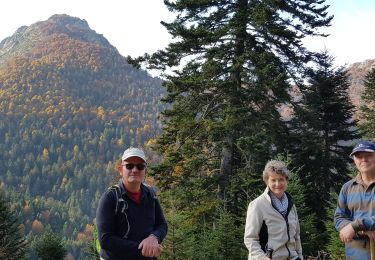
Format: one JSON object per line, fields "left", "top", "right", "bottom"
{"left": 244, "top": 160, "right": 303, "bottom": 260}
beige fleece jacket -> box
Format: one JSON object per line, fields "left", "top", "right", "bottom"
{"left": 244, "top": 188, "right": 303, "bottom": 260}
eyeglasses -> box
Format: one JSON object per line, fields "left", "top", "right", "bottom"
{"left": 122, "top": 163, "right": 146, "bottom": 171}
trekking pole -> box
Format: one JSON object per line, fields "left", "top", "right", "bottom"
{"left": 371, "top": 240, "right": 375, "bottom": 260}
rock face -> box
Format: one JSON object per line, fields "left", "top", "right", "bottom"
{"left": 346, "top": 59, "right": 375, "bottom": 109}
{"left": 277, "top": 60, "right": 375, "bottom": 121}
{"left": 0, "top": 14, "right": 117, "bottom": 66}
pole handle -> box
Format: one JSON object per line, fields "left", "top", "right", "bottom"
{"left": 370, "top": 239, "right": 375, "bottom": 260}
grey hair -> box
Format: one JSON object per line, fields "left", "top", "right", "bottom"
{"left": 262, "top": 160, "right": 291, "bottom": 182}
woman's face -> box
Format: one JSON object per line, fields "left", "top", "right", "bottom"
{"left": 266, "top": 172, "right": 288, "bottom": 199}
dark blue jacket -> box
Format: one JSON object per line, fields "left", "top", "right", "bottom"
{"left": 96, "top": 181, "right": 168, "bottom": 260}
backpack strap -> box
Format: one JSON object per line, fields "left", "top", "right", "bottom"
{"left": 108, "top": 184, "right": 128, "bottom": 215}
{"left": 143, "top": 183, "right": 157, "bottom": 199}
{"left": 108, "top": 184, "right": 130, "bottom": 238}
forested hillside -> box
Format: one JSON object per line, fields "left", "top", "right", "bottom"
{"left": 0, "top": 14, "right": 165, "bottom": 258}
{"left": 1, "top": 8, "right": 375, "bottom": 260}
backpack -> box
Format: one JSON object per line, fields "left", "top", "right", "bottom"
{"left": 108, "top": 183, "right": 157, "bottom": 238}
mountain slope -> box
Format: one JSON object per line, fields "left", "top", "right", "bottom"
{"left": 0, "top": 14, "right": 164, "bottom": 259}
{"left": 346, "top": 59, "right": 375, "bottom": 109}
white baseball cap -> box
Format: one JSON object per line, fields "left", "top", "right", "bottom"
{"left": 121, "top": 147, "right": 146, "bottom": 162}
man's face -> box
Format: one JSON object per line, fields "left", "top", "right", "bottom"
{"left": 121, "top": 156, "right": 146, "bottom": 187}
{"left": 353, "top": 152, "right": 375, "bottom": 175}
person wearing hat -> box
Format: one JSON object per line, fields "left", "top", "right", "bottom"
{"left": 96, "top": 147, "right": 168, "bottom": 260}
{"left": 334, "top": 140, "right": 375, "bottom": 259}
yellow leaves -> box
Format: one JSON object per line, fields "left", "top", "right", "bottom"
{"left": 117, "top": 138, "right": 124, "bottom": 146}
{"left": 143, "top": 124, "right": 151, "bottom": 131}
{"left": 97, "top": 106, "right": 105, "bottom": 120}
{"left": 42, "top": 148, "right": 49, "bottom": 159}
{"left": 76, "top": 223, "right": 94, "bottom": 242}
{"left": 57, "top": 62, "right": 65, "bottom": 69}
{"left": 146, "top": 138, "right": 157, "bottom": 146}
{"left": 172, "top": 165, "right": 184, "bottom": 177}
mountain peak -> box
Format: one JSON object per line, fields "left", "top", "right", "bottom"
{"left": 0, "top": 14, "right": 117, "bottom": 65}
{"left": 47, "top": 14, "right": 90, "bottom": 29}
{"left": 35, "top": 14, "right": 115, "bottom": 49}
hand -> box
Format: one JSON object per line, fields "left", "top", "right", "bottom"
{"left": 365, "top": 230, "right": 375, "bottom": 242}
{"left": 264, "top": 257, "right": 271, "bottom": 260}
{"left": 138, "top": 235, "right": 163, "bottom": 257}
{"left": 339, "top": 224, "right": 355, "bottom": 243}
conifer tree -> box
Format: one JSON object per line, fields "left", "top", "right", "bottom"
{"left": 360, "top": 67, "right": 375, "bottom": 138}
{"left": 325, "top": 192, "right": 345, "bottom": 260}
{"left": 33, "top": 231, "right": 67, "bottom": 260}
{"left": 130, "top": 0, "right": 332, "bottom": 220}
{"left": 289, "top": 52, "right": 360, "bottom": 238}
{"left": 0, "top": 191, "right": 27, "bottom": 260}
{"left": 159, "top": 190, "right": 192, "bottom": 260}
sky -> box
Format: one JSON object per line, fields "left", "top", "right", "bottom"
{"left": 1, "top": 0, "right": 375, "bottom": 67}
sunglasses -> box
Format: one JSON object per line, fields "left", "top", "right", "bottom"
{"left": 123, "top": 163, "right": 146, "bottom": 171}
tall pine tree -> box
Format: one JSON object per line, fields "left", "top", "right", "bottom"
{"left": 289, "top": 52, "right": 360, "bottom": 239}
{"left": 129, "top": 3, "right": 332, "bottom": 256}
{"left": 129, "top": 0, "right": 332, "bottom": 223}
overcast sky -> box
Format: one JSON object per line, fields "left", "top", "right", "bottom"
{"left": 1, "top": 0, "right": 374, "bottom": 67}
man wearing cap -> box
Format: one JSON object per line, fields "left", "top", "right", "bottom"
{"left": 96, "top": 147, "right": 168, "bottom": 260}
{"left": 334, "top": 140, "right": 375, "bottom": 259}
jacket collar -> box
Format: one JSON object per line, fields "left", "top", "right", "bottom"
{"left": 263, "top": 187, "right": 294, "bottom": 210}
{"left": 353, "top": 174, "right": 364, "bottom": 185}
{"left": 117, "top": 180, "right": 150, "bottom": 197}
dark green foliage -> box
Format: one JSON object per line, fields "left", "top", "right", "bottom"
{"left": 287, "top": 168, "right": 322, "bottom": 256}
{"left": 185, "top": 209, "right": 247, "bottom": 260}
{"left": 159, "top": 190, "right": 191, "bottom": 260}
{"left": 85, "top": 221, "right": 100, "bottom": 260}
{"left": 144, "top": 0, "right": 332, "bottom": 205}
{"left": 360, "top": 67, "right": 375, "bottom": 139}
{"left": 288, "top": 52, "right": 360, "bottom": 248}
{"left": 33, "top": 232, "right": 67, "bottom": 260}
{"left": 325, "top": 192, "right": 345, "bottom": 260}
{"left": 160, "top": 195, "right": 248, "bottom": 260}
{"left": 0, "top": 191, "right": 27, "bottom": 260}
{"left": 131, "top": 0, "right": 333, "bottom": 257}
